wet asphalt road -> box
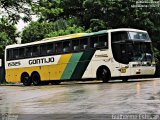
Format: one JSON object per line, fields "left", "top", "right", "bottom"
{"left": 0, "top": 78, "right": 160, "bottom": 119}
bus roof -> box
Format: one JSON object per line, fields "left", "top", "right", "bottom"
{"left": 107, "top": 28, "right": 147, "bottom": 33}
{"left": 6, "top": 28, "right": 147, "bottom": 49}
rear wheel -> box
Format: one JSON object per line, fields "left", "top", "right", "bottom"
{"left": 97, "top": 67, "right": 110, "bottom": 83}
{"left": 21, "top": 73, "right": 31, "bottom": 86}
{"left": 31, "top": 72, "right": 41, "bottom": 86}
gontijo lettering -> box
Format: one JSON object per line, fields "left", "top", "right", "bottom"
{"left": 29, "top": 57, "right": 54, "bottom": 65}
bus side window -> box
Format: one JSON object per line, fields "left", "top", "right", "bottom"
{"left": 80, "top": 38, "right": 88, "bottom": 50}
{"left": 13, "top": 49, "right": 19, "bottom": 59}
{"left": 55, "top": 42, "right": 63, "bottom": 54}
{"left": 19, "top": 48, "right": 25, "bottom": 59}
{"left": 40, "top": 44, "right": 47, "bottom": 56}
{"left": 90, "top": 36, "right": 99, "bottom": 49}
{"left": 99, "top": 34, "right": 108, "bottom": 48}
{"left": 72, "top": 39, "right": 79, "bottom": 52}
{"left": 32, "top": 46, "right": 40, "bottom": 57}
{"left": 47, "top": 43, "right": 54, "bottom": 55}
{"left": 63, "top": 41, "right": 71, "bottom": 53}
{"left": 7, "top": 49, "right": 13, "bottom": 61}
{"left": 26, "top": 47, "right": 33, "bottom": 57}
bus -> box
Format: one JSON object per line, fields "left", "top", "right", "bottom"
{"left": 5, "top": 28, "right": 156, "bottom": 86}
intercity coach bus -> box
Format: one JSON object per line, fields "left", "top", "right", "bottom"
{"left": 5, "top": 28, "right": 156, "bottom": 86}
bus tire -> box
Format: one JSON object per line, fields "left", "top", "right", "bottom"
{"left": 31, "top": 72, "right": 41, "bottom": 86}
{"left": 97, "top": 66, "right": 111, "bottom": 83}
{"left": 21, "top": 72, "right": 31, "bottom": 86}
{"left": 51, "top": 81, "right": 61, "bottom": 85}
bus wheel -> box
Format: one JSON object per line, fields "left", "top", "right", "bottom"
{"left": 97, "top": 67, "right": 110, "bottom": 83}
{"left": 31, "top": 72, "right": 41, "bottom": 86}
{"left": 21, "top": 73, "right": 31, "bottom": 86}
{"left": 51, "top": 81, "right": 61, "bottom": 85}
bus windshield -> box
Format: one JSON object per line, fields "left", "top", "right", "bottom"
{"left": 128, "top": 31, "right": 150, "bottom": 41}
{"left": 111, "top": 31, "right": 152, "bottom": 64}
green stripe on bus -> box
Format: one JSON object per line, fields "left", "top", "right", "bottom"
{"left": 61, "top": 52, "right": 83, "bottom": 80}
{"left": 70, "top": 50, "right": 95, "bottom": 80}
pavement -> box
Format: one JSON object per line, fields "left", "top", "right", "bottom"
{"left": 0, "top": 78, "right": 160, "bottom": 120}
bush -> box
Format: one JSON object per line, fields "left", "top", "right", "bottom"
{"left": 153, "top": 47, "right": 160, "bottom": 77}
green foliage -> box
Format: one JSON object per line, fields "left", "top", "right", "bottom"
{"left": 45, "top": 25, "right": 85, "bottom": 38}
{"left": 32, "top": 0, "right": 63, "bottom": 22}
{"left": 0, "top": 32, "right": 10, "bottom": 55}
{"left": 0, "top": 18, "right": 18, "bottom": 58}
{"left": 153, "top": 47, "right": 160, "bottom": 76}
{"left": 22, "top": 18, "right": 83, "bottom": 43}
{"left": 31, "top": 0, "right": 160, "bottom": 36}
{"left": 0, "top": 18, "right": 18, "bottom": 41}
{"left": 153, "top": 47, "right": 160, "bottom": 65}
{"left": 0, "top": 0, "right": 33, "bottom": 23}
{"left": 22, "top": 22, "right": 53, "bottom": 43}
{"left": 90, "top": 19, "right": 108, "bottom": 32}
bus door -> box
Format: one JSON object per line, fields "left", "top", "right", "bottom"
{"left": 111, "top": 31, "right": 131, "bottom": 77}
{"left": 118, "top": 43, "right": 131, "bottom": 77}
{"left": 112, "top": 41, "right": 131, "bottom": 77}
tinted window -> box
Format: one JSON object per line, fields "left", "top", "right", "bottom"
{"left": 7, "top": 49, "right": 13, "bottom": 61}
{"left": 72, "top": 39, "right": 79, "bottom": 51}
{"left": 40, "top": 44, "right": 47, "bottom": 56}
{"left": 55, "top": 42, "right": 63, "bottom": 53}
{"left": 13, "top": 49, "right": 19, "bottom": 59}
{"left": 19, "top": 48, "right": 25, "bottom": 58}
{"left": 112, "top": 31, "right": 128, "bottom": 43}
{"left": 26, "top": 47, "right": 33, "bottom": 57}
{"left": 32, "top": 46, "right": 40, "bottom": 57}
{"left": 99, "top": 34, "right": 108, "bottom": 48}
{"left": 90, "top": 36, "right": 99, "bottom": 48}
{"left": 47, "top": 43, "right": 54, "bottom": 55}
{"left": 80, "top": 38, "right": 88, "bottom": 50}
{"left": 63, "top": 41, "right": 71, "bottom": 53}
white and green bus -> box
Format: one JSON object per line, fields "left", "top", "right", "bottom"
{"left": 5, "top": 28, "right": 156, "bottom": 86}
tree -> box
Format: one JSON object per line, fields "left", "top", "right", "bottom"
{"left": 22, "top": 17, "right": 84, "bottom": 43}
{"left": 32, "top": 0, "right": 63, "bottom": 22}
{"left": 45, "top": 25, "right": 85, "bottom": 38}
{"left": 0, "top": 18, "right": 18, "bottom": 58}
{"left": 0, "top": 0, "right": 35, "bottom": 24}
